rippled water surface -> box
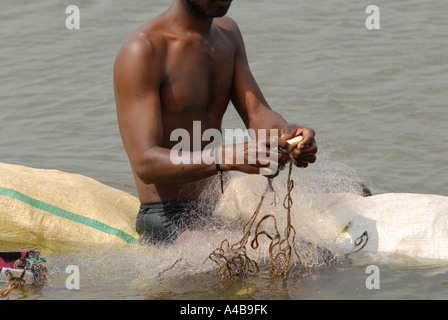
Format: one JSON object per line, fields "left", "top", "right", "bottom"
{"left": 1, "top": 0, "right": 447, "bottom": 300}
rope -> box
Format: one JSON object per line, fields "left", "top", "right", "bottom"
{"left": 208, "top": 156, "right": 301, "bottom": 279}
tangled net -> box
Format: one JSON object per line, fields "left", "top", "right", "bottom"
{"left": 208, "top": 156, "right": 339, "bottom": 279}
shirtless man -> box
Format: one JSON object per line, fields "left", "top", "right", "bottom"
{"left": 113, "top": 0, "right": 318, "bottom": 245}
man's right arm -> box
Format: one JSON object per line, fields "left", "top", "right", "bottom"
{"left": 113, "top": 33, "right": 218, "bottom": 185}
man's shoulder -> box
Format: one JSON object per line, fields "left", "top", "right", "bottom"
{"left": 215, "top": 16, "right": 241, "bottom": 33}
{"left": 113, "top": 22, "right": 168, "bottom": 81}
{"left": 118, "top": 23, "right": 167, "bottom": 62}
{"left": 214, "top": 16, "right": 244, "bottom": 46}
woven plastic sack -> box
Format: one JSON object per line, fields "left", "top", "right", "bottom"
{"left": 215, "top": 175, "right": 448, "bottom": 263}
{"left": 0, "top": 162, "right": 141, "bottom": 246}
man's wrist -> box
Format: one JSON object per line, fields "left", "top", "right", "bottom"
{"left": 219, "top": 162, "right": 232, "bottom": 171}
{"left": 213, "top": 145, "right": 233, "bottom": 171}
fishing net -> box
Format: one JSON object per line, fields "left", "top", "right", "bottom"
{"left": 208, "top": 157, "right": 343, "bottom": 280}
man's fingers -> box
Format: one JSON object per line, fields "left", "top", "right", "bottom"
{"left": 292, "top": 143, "right": 318, "bottom": 157}
{"left": 292, "top": 153, "right": 317, "bottom": 165}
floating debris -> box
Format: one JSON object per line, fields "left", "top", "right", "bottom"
{"left": 0, "top": 249, "right": 47, "bottom": 297}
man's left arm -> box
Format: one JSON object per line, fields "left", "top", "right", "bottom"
{"left": 224, "top": 17, "right": 317, "bottom": 168}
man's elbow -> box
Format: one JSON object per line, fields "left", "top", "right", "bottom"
{"left": 133, "top": 157, "right": 156, "bottom": 185}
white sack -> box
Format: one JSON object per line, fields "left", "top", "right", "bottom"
{"left": 215, "top": 175, "right": 448, "bottom": 263}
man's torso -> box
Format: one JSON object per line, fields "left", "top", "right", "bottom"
{"left": 131, "top": 15, "right": 238, "bottom": 203}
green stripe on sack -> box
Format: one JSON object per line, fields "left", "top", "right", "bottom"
{"left": 0, "top": 187, "right": 140, "bottom": 245}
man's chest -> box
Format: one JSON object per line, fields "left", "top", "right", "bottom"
{"left": 161, "top": 36, "right": 236, "bottom": 113}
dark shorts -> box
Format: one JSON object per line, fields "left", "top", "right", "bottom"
{"left": 135, "top": 200, "right": 214, "bottom": 246}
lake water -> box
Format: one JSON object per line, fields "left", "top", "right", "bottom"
{"left": 1, "top": 0, "right": 448, "bottom": 300}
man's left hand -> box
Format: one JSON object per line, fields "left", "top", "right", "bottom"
{"left": 278, "top": 124, "right": 318, "bottom": 168}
